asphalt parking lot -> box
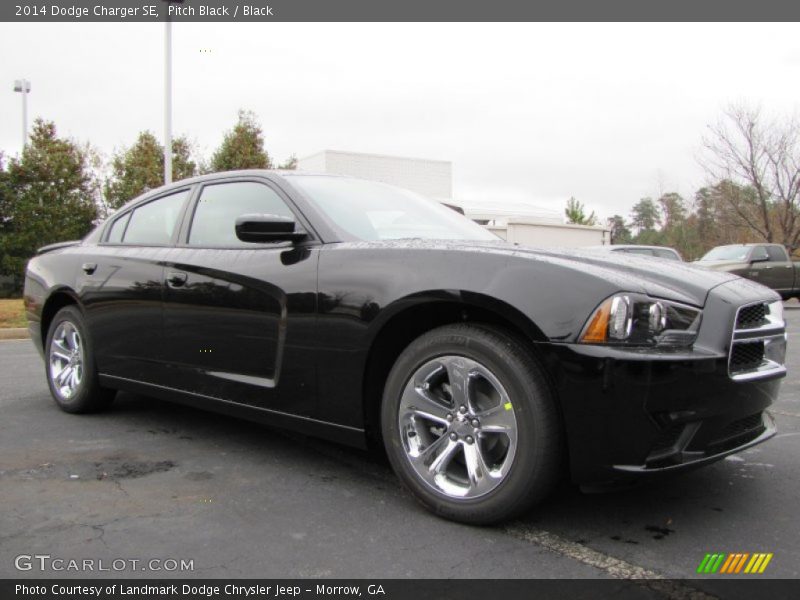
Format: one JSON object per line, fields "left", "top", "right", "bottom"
{"left": 1, "top": 309, "right": 798, "bottom": 590}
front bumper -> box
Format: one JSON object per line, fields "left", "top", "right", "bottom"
{"left": 613, "top": 411, "right": 776, "bottom": 475}
{"left": 541, "top": 280, "right": 785, "bottom": 485}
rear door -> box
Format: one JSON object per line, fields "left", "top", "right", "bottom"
{"left": 82, "top": 187, "right": 193, "bottom": 383}
{"left": 160, "top": 177, "right": 320, "bottom": 417}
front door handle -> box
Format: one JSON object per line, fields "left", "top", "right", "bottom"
{"left": 81, "top": 262, "right": 97, "bottom": 274}
{"left": 166, "top": 271, "right": 188, "bottom": 287}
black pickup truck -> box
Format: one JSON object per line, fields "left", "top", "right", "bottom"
{"left": 695, "top": 243, "right": 800, "bottom": 300}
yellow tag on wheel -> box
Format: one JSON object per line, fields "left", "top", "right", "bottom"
{"left": 504, "top": 402, "right": 513, "bottom": 411}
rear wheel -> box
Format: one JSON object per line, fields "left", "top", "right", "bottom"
{"left": 45, "top": 306, "right": 115, "bottom": 414}
{"left": 381, "top": 324, "right": 561, "bottom": 524}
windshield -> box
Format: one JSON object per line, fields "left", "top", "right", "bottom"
{"left": 286, "top": 175, "right": 498, "bottom": 242}
{"left": 699, "top": 246, "right": 750, "bottom": 261}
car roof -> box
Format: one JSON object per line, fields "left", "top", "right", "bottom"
{"left": 112, "top": 169, "right": 343, "bottom": 213}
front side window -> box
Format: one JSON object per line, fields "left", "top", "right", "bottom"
{"left": 286, "top": 175, "right": 498, "bottom": 242}
{"left": 188, "top": 182, "right": 295, "bottom": 247}
{"left": 123, "top": 190, "right": 190, "bottom": 245}
{"left": 750, "top": 246, "right": 770, "bottom": 262}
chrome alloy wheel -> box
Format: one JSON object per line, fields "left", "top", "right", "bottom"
{"left": 398, "top": 355, "right": 518, "bottom": 499}
{"left": 48, "top": 321, "right": 85, "bottom": 400}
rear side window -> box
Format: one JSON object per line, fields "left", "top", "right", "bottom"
{"left": 621, "top": 248, "right": 654, "bottom": 257}
{"left": 123, "top": 190, "right": 190, "bottom": 245}
{"left": 106, "top": 212, "right": 130, "bottom": 243}
{"left": 653, "top": 249, "right": 680, "bottom": 260}
{"left": 766, "top": 246, "right": 787, "bottom": 262}
{"left": 188, "top": 181, "right": 295, "bottom": 247}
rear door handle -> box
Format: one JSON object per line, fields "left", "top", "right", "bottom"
{"left": 166, "top": 271, "right": 188, "bottom": 287}
{"left": 81, "top": 262, "right": 97, "bottom": 274}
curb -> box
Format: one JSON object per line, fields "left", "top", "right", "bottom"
{"left": 0, "top": 328, "right": 29, "bottom": 340}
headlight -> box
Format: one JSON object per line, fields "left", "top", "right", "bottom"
{"left": 579, "top": 293, "right": 702, "bottom": 347}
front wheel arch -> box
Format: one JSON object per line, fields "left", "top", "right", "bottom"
{"left": 380, "top": 323, "right": 564, "bottom": 524}
{"left": 361, "top": 295, "right": 549, "bottom": 450}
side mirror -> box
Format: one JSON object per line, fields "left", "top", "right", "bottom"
{"left": 235, "top": 214, "right": 307, "bottom": 243}
{"left": 750, "top": 254, "right": 769, "bottom": 264}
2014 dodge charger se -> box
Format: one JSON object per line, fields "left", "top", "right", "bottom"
{"left": 24, "top": 171, "right": 787, "bottom": 524}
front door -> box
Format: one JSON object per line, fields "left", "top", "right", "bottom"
{"left": 160, "top": 179, "right": 319, "bottom": 417}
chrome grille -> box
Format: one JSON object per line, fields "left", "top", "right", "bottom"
{"left": 730, "top": 341, "right": 765, "bottom": 371}
{"left": 729, "top": 301, "right": 787, "bottom": 381}
{"left": 736, "top": 303, "right": 768, "bottom": 329}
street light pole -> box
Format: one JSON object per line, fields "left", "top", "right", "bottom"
{"left": 161, "top": 0, "right": 185, "bottom": 185}
{"left": 161, "top": 0, "right": 184, "bottom": 185}
{"left": 164, "top": 18, "right": 173, "bottom": 184}
{"left": 13, "top": 79, "right": 31, "bottom": 149}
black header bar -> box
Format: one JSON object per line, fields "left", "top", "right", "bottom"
{"left": 4, "top": 0, "right": 800, "bottom": 22}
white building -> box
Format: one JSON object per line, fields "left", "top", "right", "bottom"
{"left": 297, "top": 150, "right": 452, "bottom": 200}
{"left": 296, "top": 149, "right": 609, "bottom": 247}
{"left": 486, "top": 219, "right": 610, "bottom": 247}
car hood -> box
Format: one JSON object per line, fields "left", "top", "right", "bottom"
{"left": 508, "top": 245, "right": 741, "bottom": 306}
{"left": 359, "top": 240, "right": 743, "bottom": 307}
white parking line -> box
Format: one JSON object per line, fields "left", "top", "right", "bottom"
{"left": 504, "top": 523, "right": 717, "bottom": 599}
{"left": 772, "top": 409, "right": 800, "bottom": 419}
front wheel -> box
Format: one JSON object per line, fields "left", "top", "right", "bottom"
{"left": 381, "top": 324, "right": 561, "bottom": 524}
{"left": 45, "top": 305, "right": 115, "bottom": 414}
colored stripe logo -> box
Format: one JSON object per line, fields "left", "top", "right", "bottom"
{"left": 697, "top": 553, "right": 773, "bottom": 574}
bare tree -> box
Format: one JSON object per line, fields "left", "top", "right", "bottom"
{"left": 701, "top": 104, "right": 800, "bottom": 253}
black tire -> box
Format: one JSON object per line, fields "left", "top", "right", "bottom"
{"left": 44, "top": 305, "right": 115, "bottom": 414}
{"left": 381, "top": 323, "right": 561, "bottom": 525}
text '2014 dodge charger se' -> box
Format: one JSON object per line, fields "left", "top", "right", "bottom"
{"left": 24, "top": 171, "right": 787, "bottom": 524}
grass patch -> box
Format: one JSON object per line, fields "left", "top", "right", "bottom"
{"left": 0, "top": 298, "right": 27, "bottom": 329}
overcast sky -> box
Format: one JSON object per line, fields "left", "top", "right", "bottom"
{"left": 1, "top": 22, "right": 799, "bottom": 220}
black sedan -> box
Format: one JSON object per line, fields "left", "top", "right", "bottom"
{"left": 24, "top": 171, "right": 787, "bottom": 524}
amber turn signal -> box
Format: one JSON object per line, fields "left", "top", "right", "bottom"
{"left": 580, "top": 298, "right": 612, "bottom": 343}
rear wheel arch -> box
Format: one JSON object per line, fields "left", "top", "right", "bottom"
{"left": 40, "top": 289, "right": 82, "bottom": 348}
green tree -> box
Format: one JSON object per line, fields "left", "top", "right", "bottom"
{"left": 210, "top": 110, "right": 271, "bottom": 172}
{"left": 606, "top": 214, "right": 632, "bottom": 244}
{"left": 104, "top": 131, "right": 197, "bottom": 210}
{"left": 564, "top": 196, "right": 597, "bottom": 225}
{"left": 694, "top": 187, "right": 716, "bottom": 243}
{"left": 657, "top": 192, "right": 687, "bottom": 229}
{"left": 633, "top": 227, "right": 665, "bottom": 247}
{"left": 630, "top": 197, "right": 661, "bottom": 232}
{"left": 277, "top": 154, "right": 298, "bottom": 170}
{"left": 0, "top": 153, "right": 10, "bottom": 234}
{"left": 0, "top": 119, "right": 99, "bottom": 293}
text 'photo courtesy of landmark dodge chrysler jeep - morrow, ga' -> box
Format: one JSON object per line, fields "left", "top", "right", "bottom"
{"left": 24, "top": 171, "right": 788, "bottom": 524}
